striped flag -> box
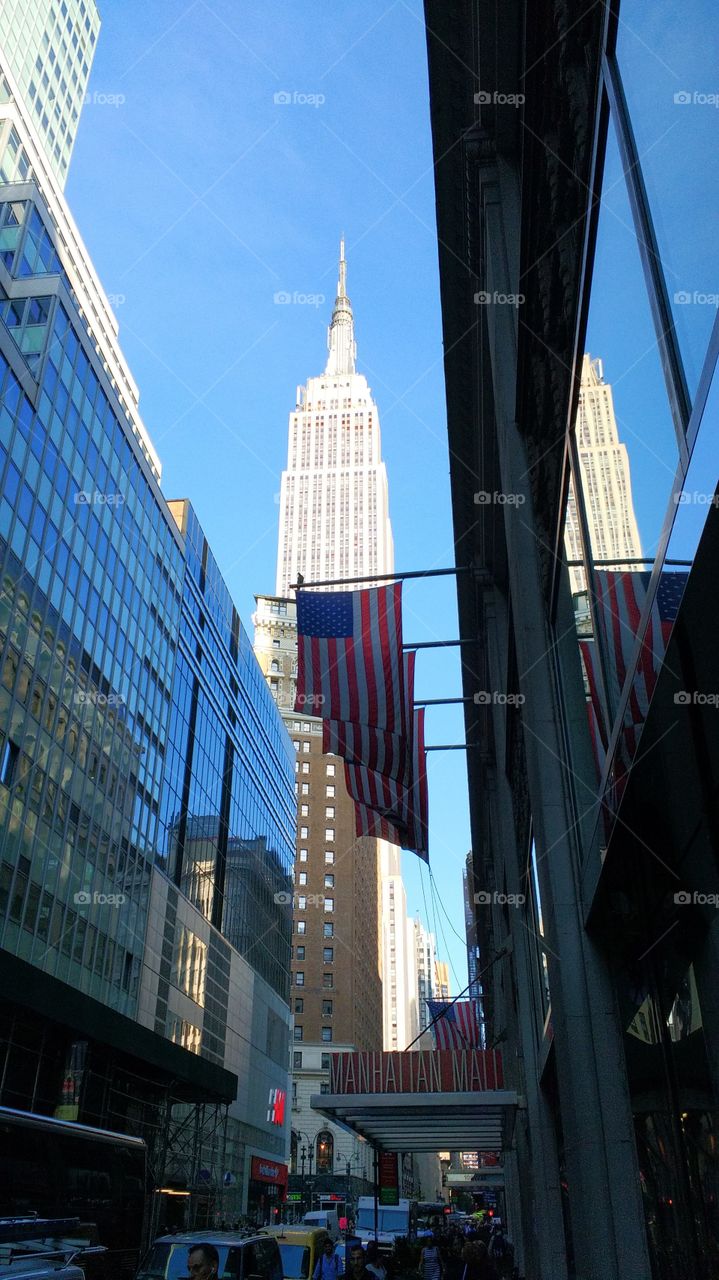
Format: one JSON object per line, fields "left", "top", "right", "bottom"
{"left": 322, "top": 652, "right": 415, "bottom": 785}
{"left": 295, "top": 585, "right": 408, "bottom": 734}
{"left": 426, "top": 999, "right": 482, "bottom": 1049}
{"left": 350, "top": 708, "right": 429, "bottom": 861}
{"left": 579, "top": 571, "right": 688, "bottom": 789}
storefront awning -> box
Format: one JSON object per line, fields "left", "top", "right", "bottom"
{"left": 310, "top": 1050, "right": 519, "bottom": 1153}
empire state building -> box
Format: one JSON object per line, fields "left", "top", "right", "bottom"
{"left": 275, "top": 240, "right": 394, "bottom": 595}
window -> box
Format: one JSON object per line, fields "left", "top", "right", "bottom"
{"left": 326, "top": 785, "right": 335, "bottom": 797}
{"left": 320, "top": 1082, "right": 330, "bottom": 1095}
{"left": 323, "top": 947, "right": 333, "bottom": 963}
{"left": 0, "top": 738, "right": 19, "bottom": 786}
{"left": 296, "top": 946, "right": 305, "bottom": 960}
{"left": 324, "top": 897, "right": 334, "bottom": 913}
{"left": 294, "top": 998, "right": 304, "bottom": 1014}
{"left": 300, "top": 826, "right": 308, "bottom": 839}
{"left": 322, "top": 1000, "right": 333, "bottom": 1016}
{"left": 324, "top": 850, "right": 334, "bottom": 864}
{"left": 302, "top": 742, "right": 310, "bottom": 753}
{"left": 316, "top": 1129, "right": 334, "bottom": 1171}
{"left": 302, "top": 762, "right": 310, "bottom": 774}
{"left": 324, "top": 874, "right": 334, "bottom": 888}
{"left": 299, "top": 872, "right": 307, "bottom": 885}
{"left": 323, "top": 973, "right": 333, "bottom": 989}
{"left": 326, "top": 763, "right": 335, "bottom": 776}
{"left": 323, "top": 922, "right": 334, "bottom": 937}
{"left": 325, "top": 806, "right": 335, "bottom": 819}
{"left": 299, "top": 849, "right": 308, "bottom": 862}
{"left": 297, "top": 920, "right": 306, "bottom": 935}
{"left": 301, "top": 783, "right": 309, "bottom": 795}
{"left": 321, "top": 1052, "right": 331, "bottom": 1069}
{"left": 293, "top": 1051, "right": 303, "bottom": 1068}
{"left": 325, "top": 829, "right": 335, "bottom": 841}
{"left": 295, "top": 971, "right": 305, "bottom": 985}
{"left": 272, "top": 639, "right": 281, "bottom": 648}
{"left": 293, "top": 740, "right": 300, "bottom": 751}
{"left": 321, "top": 1027, "right": 333, "bottom": 1042}
{"left": 298, "top": 895, "right": 306, "bottom": 909}
{"left": 294, "top": 1026, "right": 303, "bottom": 1041}
{"left": 300, "top": 804, "right": 309, "bottom": 817}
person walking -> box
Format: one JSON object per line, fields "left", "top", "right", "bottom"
{"left": 365, "top": 1242, "right": 387, "bottom": 1280}
{"left": 419, "top": 1234, "right": 444, "bottom": 1280}
{"left": 314, "top": 1239, "right": 343, "bottom": 1280}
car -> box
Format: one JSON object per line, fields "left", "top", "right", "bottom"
{"left": 259, "top": 1227, "right": 330, "bottom": 1280}
{"left": 135, "top": 1232, "right": 283, "bottom": 1280}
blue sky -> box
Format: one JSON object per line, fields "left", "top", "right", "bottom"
{"left": 67, "top": 0, "right": 472, "bottom": 995}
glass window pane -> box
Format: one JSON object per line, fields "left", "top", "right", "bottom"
{"left": 616, "top": 0, "right": 719, "bottom": 395}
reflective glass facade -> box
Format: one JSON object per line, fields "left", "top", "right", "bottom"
{"left": 0, "top": 0, "right": 99, "bottom": 186}
{"left": 162, "top": 501, "right": 294, "bottom": 1001}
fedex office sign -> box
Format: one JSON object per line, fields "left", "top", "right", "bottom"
{"left": 267, "top": 1087, "right": 286, "bottom": 1126}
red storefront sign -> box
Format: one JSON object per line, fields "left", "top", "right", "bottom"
{"left": 329, "top": 1049, "right": 504, "bottom": 1095}
{"left": 250, "top": 1156, "right": 288, "bottom": 1187}
{"left": 378, "top": 1151, "right": 399, "bottom": 1206}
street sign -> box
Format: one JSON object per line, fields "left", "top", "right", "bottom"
{"left": 286, "top": 1193, "right": 302, "bottom": 1202}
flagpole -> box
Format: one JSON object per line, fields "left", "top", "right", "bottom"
{"left": 289, "top": 566, "right": 472, "bottom": 589}
{"left": 402, "top": 950, "right": 508, "bottom": 1053}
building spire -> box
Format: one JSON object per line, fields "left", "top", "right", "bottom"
{"left": 325, "top": 235, "right": 356, "bottom": 376}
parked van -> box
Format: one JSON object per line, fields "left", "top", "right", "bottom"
{"left": 135, "top": 1231, "right": 283, "bottom": 1280}
{"left": 260, "top": 1227, "right": 329, "bottom": 1280}
{"left": 300, "top": 1213, "right": 339, "bottom": 1243}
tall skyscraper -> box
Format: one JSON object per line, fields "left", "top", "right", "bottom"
{"left": 415, "top": 917, "right": 437, "bottom": 1034}
{"left": 564, "top": 354, "right": 643, "bottom": 595}
{"left": 0, "top": 27, "right": 295, "bottom": 1227}
{"left": 0, "top": 0, "right": 100, "bottom": 186}
{"left": 275, "top": 239, "right": 393, "bottom": 596}
{"left": 255, "top": 242, "right": 420, "bottom": 1203}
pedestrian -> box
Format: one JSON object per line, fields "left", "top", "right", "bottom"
{"left": 314, "top": 1237, "right": 343, "bottom": 1280}
{"left": 348, "top": 1244, "right": 370, "bottom": 1280}
{"left": 419, "top": 1234, "right": 444, "bottom": 1280}
{"left": 365, "top": 1241, "right": 386, "bottom": 1280}
{"left": 187, "top": 1244, "right": 220, "bottom": 1280}
{"left": 460, "top": 1242, "right": 497, "bottom": 1280}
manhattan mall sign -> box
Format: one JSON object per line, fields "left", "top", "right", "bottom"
{"left": 314, "top": 1050, "right": 519, "bottom": 1153}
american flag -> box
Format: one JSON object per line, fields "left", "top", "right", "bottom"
{"left": 295, "top": 585, "right": 408, "bottom": 734}
{"left": 350, "top": 708, "right": 429, "bottom": 861}
{"left": 426, "top": 999, "right": 482, "bottom": 1049}
{"left": 580, "top": 570, "right": 688, "bottom": 781}
{"left": 321, "top": 653, "right": 415, "bottom": 785}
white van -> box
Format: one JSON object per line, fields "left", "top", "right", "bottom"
{"left": 301, "top": 1211, "right": 340, "bottom": 1242}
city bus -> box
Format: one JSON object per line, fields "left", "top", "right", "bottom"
{"left": 0, "top": 1106, "right": 147, "bottom": 1279}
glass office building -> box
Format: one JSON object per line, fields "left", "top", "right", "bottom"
{"left": 426, "top": 0, "right": 719, "bottom": 1276}
{"left": 0, "top": 0, "right": 99, "bottom": 186}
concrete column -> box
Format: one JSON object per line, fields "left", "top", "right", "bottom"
{"left": 473, "top": 153, "right": 652, "bottom": 1280}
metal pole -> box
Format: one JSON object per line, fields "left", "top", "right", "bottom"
{"left": 290, "top": 566, "right": 472, "bottom": 590}
{"left": 373, "top": 1149, "right": 379, "bottom": 1244}
{"left": 403, "top": 639, "right": 475, "bottom": 649}
{"left": 415, "top": 697, "right": 476, "bottom": 705}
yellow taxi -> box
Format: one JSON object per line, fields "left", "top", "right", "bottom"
{"left": 260, "top": 1226, "right": 331, "bottom": 1280}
